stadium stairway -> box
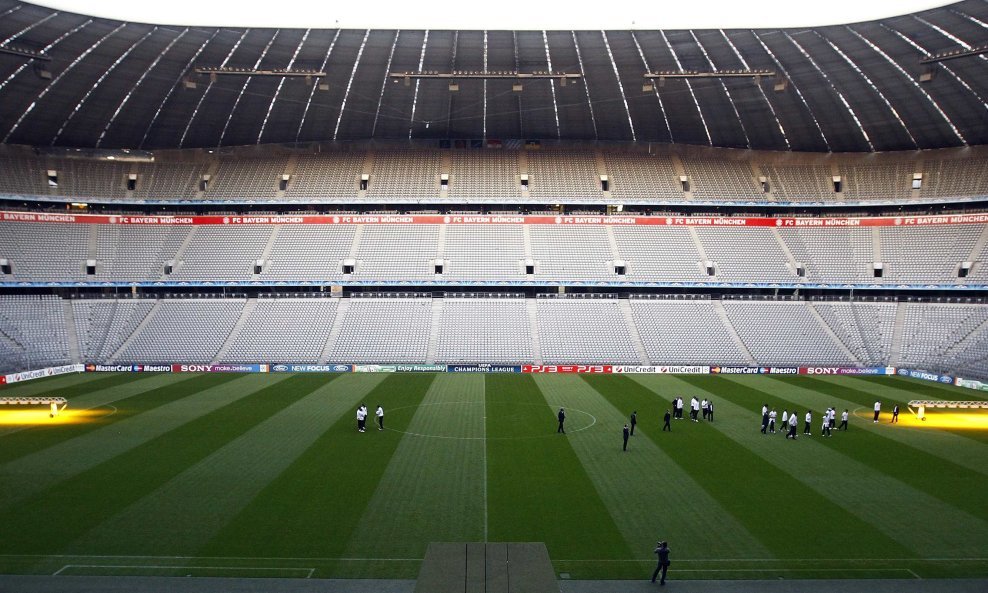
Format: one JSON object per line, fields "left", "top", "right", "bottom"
{"left": 526, "top": 299, "right": 544, "bottom": 365}
{"left": 107, "top": 301, "right": 161, "bottom": 363}
{"left": 713, "top": 301, "right": 756, "bottom": 364}
{"left": 618, "top": 299, "right": 650, "bottom": 365}
{"left": 62, "top": 299, "right": 81, "bottom": 364}
{"left": 806, "top": 303, "right": 860, "bottom": 364}
{"left": 889, "top": 303, "right": 908, "bottom": 367}
{"left": 426, "top": 298, "right": 442, "bottom": 364}
{"left": 212, "top": 298, "right": 258, "bottom": 363}
{"left": 318, "top": 297, "right": 349, "bottom": 364}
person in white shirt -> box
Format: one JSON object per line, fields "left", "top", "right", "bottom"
{"left": 356, "top": 405, "right": 367, "bottom": 432}
{"left": 780, "top": 409, "right": 789, "bottom": 434}
{"left": 786, "top": 411, "right": 799, "bottom": 439}
{"left": 822, "top": 413, "right": 831, "bottom": 437}
{"left": 803, "top": 410, "right": 812, "bottom": 436}
{"left": 376, "top": 405, "right": 384, "bottom": 430}
{"left": 873, "top": 401, "right": 881, "bottom": 423}
{"left": 690, "top": 397, "right": 700, "bottom": 422}
{"left": 839, "top": 409, "right": 849, "bottom": 431}
{"left": 768, "top": 409, "right": 777, "bottom": 433}
{"left": 701, "top": 399, "right": 709, "bottom": 420}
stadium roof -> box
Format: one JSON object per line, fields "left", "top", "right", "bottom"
{"left": 0, "top": 0, "right": 985, "bottom": 152}
{"left": 23, "top": 1, "right": 956, "bottom": 31}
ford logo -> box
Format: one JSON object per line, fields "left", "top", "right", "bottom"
{"left": 333, "top": 365, "right": 349, "bottom": 372}
{"left": 273, "top": 364, "right": 289, "bottom": 372}
{"left": 897, "top": 369, "right": 908, "bottom": 375}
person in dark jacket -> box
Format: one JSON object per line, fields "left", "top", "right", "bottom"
{"left": 630, "top": 411, "right": 637, "bottom": 436}
{"left": 623, "top": 424, "right": 630, "bottom": 451}
{"left": 557, "top": 407, "right": 566, "bottom": 434}
{"left": 651, "top": 541, "right": 671, "bottom": 584}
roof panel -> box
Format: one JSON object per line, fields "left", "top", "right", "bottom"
{"left": 0, "top": 0, "right": 984, "bottom": 151}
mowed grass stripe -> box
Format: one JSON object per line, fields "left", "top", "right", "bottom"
{"left": 66, "top": 374, "right": 349, "bottom": 556}
{"left": 0, "top": 373, "right": 245, "bottom": 505}
{"left": 344, "top": 374, "right": 486, "bottom": 571}
{"left": 613, "top": 374, "right": 903, "bottom": 561}
{"left": 812, "top": 375, "right": 988, "bottom": 445}
{"left": 0, "top": 372, "right": 300, "bottom": 555}
{"left": 684, "top": 375, "right": 988, "bottom": 558}
{"left": 766, "top": 375, "right": 988, "bottom": 478}
{"left": 485, "top": 374, "right": 632, "bottom": 567}
{"left": 540, "top": 375, "right": 771, "bottom": 575}
{"left": 199, "top": 373, "right": 432, "bottom": 563}
{"left": 0, "top": 371, "right": 133, "bottom": 398}
{"left": 0, "top": 372, "right": 169, "bottom": 442}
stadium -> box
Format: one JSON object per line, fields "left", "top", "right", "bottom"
{"left": 0, "top": 0, "right": 986, "bottom": 591}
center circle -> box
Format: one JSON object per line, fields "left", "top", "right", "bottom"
{"left": 383, "top": 401, "right": 597, "bottom": 440}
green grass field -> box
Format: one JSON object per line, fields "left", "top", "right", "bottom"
{"left": 0, "top": 371, "right": 986, "bottom": 581}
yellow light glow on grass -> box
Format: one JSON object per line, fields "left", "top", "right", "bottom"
{"left": 0, "top": 408, "right": 110, "bottom": 426}
{"left": 899, "top": 410, "right": 988, "bottom": 431}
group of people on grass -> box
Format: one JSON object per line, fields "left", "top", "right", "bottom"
{"left": 356, "top": 404, "right": 385, "bottom": 432}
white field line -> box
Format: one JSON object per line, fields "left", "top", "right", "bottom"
{"left": 53, "top": 564, "right": 315, "bottom": 577}
{"left": 7, "top": 553, "right": 985, "bottom": 562}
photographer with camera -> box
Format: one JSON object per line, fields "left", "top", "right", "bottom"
{"left": 651, "top": 540, "right": 671, "bottom": 585}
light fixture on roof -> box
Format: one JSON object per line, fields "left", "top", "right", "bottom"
{"left": 642, "top": 81, "right": 654, "bottom": 92}
{"left": 644, "top": 69, "right": 775, "bottom": 80}
{"left": 388, "top": 70, "right": 581, "bottom": 86}
{"left": 0, "top": 44, "right": 51, "bottom": 62}
{"left": 773, "top": 77, "right": 788, "bottom": 92}
{"left": 919, "top": 67, "right": 935, "bottom": 83}
{"left": 193, "top": 66, "right": 328, "bottom": 80}
{"left": 920, "top": 43, "right": 988, "bottom": 64}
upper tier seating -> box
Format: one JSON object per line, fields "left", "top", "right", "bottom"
{"left": 1, "top": 149, "right": 986, "bottom": 203}
{"left": 0, "top": 219, "right": 982, "bottom": 286}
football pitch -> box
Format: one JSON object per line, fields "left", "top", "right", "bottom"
{"left": 0, "top": 371, "right": 986, "bottom": 582}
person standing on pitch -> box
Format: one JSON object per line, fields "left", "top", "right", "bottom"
{"left": 651, "top": 540, "right": 671, "bottom": 585}
{"left": 557, "top": 407, "right": 566, "bottom": 434}
{"left": 768, "top": 408, "right": 777, "bottom": 434}
{"left": 623, "top": 424, "right": 630, "bottom": 451}
{"left": 356, "top": 405, "right": 367, "bottom": 433}
{"left": 873, "top": 400, "right": 881, "bottom": 423}
{"left": 781, "top": 409, "right": 789, "bottom": 435}
{"left": 787, "top": 411, "right": 799, "bottom": 439}
{"left": 804, "top": 410, "right": 812, "bottom": 436}
{"left": 761, "top": 405, "right": 770, "bottom": 434}
{"left": 839, "top": 408, "right": 849, "bottom": 431}
{"left": 701, "top": 398, "right": 709, "bottom": 420}
{"left": 663, "top": 409, "right": 672, "bottom": 431}
{"left": 676, "top": 396, "right": 684, "bottom": 420}
{"left": 630, "top": 410, "right": 637, "bottom": 436}
{"left": 707, "top": 400, "right": 714, "bottom": 422}
{"left": 376, "top": 404, "right": 384, "bottom": 431}
{"left": 891, "top": 404, "right": 899, "bottom": 423}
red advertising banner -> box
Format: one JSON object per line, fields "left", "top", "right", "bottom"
{"left": 522, "top": 365, "right": 614, "bottom": 373}
{"left": 4, "top": 211, "right": 988, "bottom": 228}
